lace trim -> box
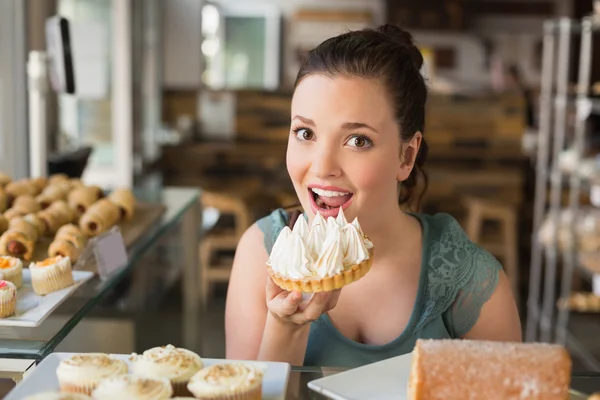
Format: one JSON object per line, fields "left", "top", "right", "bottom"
{"left": 413, "top": 215, "right": 501, "bottom": 336}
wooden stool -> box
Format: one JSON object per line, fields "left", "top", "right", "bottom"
{"left": 199, "top": 191, "right": 252, "bottom": 308}
{"left": 463, "top": 197, "right": 520, "bottom": 304}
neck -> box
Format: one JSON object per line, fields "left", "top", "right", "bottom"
{"left": 362, "top": 204, "right": 421, "bottom": 263}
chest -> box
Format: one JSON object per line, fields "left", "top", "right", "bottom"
{"left": 326, "top": 262, "right": 422, "bottom": 346}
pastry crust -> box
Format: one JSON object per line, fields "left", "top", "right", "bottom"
{"left": 0, "top": 216, "right": 7, "bottom": 235}
{"left": 50, "top": 224, "right": 87, "bottom": 262}
{"left": 79, "top": 199, "right": 120, "bottom": 236}
{"left": 36, "top": 183, "right": 71, "bottom": 209}
{"left": 23, "top": 213, "right": 47, "bottom": 237}
{"left": 13, "top": 195, "right": 41, "bottom": 214}
{"left": 9, "top": 217, "right": 40, "bottom": 242}
{"left": 0, "top": 188, "right": 7, "bottom": 212}
{"left": 68, "top": 187, "right": 100, "bottom": 217}
{"left": 408, "top": 339, "right": 571, "bottom": 400}
{"left": 0, "top": 229, "right": 35, "bottom": 260}
{"left": 37, "top": 210, "right": 62, "bottom": 235}
{"left": 5, "top": 180, "right": 38, "bottom": 201}
{"left": 31, "top": 177, "right": 48, "bottom": 193}
{"left": 0, "top": 173, "right": 11, "bottom": 188}
{"left": 47, "top": 200, "right": 75, "bottom": 224}
{"left": 108, "top": 188, "right": 136, "bottom": 221}
{"left": 268, "top": 249, "right": 373, "bottom": 293}
{"left": 3, "top": 208, "right": 24, "bottom": 221}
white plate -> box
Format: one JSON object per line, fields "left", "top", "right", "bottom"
{"left": 6, "top": 353, "right": 291, "bottom": 400}
{"left": 308, "top": 353, "right": 588, "bottom": 400}
{"left": 0, "top": 270, "right": 95, "bottom": 327}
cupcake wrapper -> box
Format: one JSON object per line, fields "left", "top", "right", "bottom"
{"left": 190, "top": 384, "right": 262, "bottom": 400}
{"left": 32, "top": 267, "right": 74, "bottom": 295}
{"left": 268, "top": 249, "right": 374, "bottom": 293}
{"left": 59, "top": 381, "right": 98, "bottom": 396}
{"left": 0, "top": 294, "right": 16, "bottom": 318}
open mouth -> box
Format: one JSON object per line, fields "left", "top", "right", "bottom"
{"left": 308, "top": 187, "right": 354, "bottom": 217}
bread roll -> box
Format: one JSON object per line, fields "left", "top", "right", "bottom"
{"left": 23, "top": 213, "right": 47, "bottom": 237}
{"left": 13, "top": 195, "right": 41, "bottom": 214}
{"left": 108, "top": 188, "right": 136, "bottom": 221}
{"left": 49, "top": 223, "right": 87, "bottom": 262}
{"left": 9, "top": 217, "right": 39, "bottom": 242}
{"left": 0, "top": 188, "right": 7, "bottom": 213}
{"left": 48, "top": 173, "right": 70, "bottom": 186}
{"left": 36, "top": 183, "right": 71, "bottom": 209}
{"left": 0, "top": 215, "right": 7, "bottom": 235}
{"left": 79, "top": 199, "right": 120, "bottom": 236}
{"left": 408, "top": 339, "right": 571, "bottom": 400}
{"left": 5, "top": 180, "right": 38, "bottom": 203}
{"left": 47, "top": 200, "right": 75, "bottom": 224}
{"left": 3, "top": 208, "right": 24, "bottom": 221}
{"left": 31, "top": 177, "right": 48, "bottom": 193}
{"left": 36, "top": 210, "right": 62, "bottom": 235}
{"left": 68, "top": 187, "right": 100, "bottom": 217}
{"left": 0, "top": 173, "right": 11, "bottom": 188}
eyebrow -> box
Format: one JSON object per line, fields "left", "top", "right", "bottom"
{"left": 292, "top": 115, "right": 379, "bottom": 133}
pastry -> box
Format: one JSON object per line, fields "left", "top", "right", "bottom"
{"left": 187, "top": 363, "right": 264, "bottom": 400}
{"left": 31, "top": 177, "right": 48, "bottom": 193}
{"left": 0, "top": 228, "right": 35, "bottom": 260}
{"left": 0, "top": 188, "right": 7, "bottom": 212}
{"left": 131, "top": 344, "right": 203, "bottom": 396}
{"left": 56, "top": 353, "right": 128, "bottom": 395}
{"left": 9, "top": 216, "right": 40, "bottom": 242}
{"left": 88, "top": 185, "right": 104, "bottom": 199}
{"left": 37, "top": 209, "right": 62, "bottom": 235}
{"left": 79, "top": 199, "right": 120, "bottom": 237}
{"left": 69, "top": 178, "right": 85, "bottom": 189}
{"left": 23, "top": 213, "right": 47, "bottom": 237}
{"left": 36, "top": 183, "right": 70, "bottom": 209}
{"left": 267, "top": 208, "right": 374, "bottom": 292}
{"left": 108, "top": 188, "right": 136, "bottom": 221}
{"left": 13, "top": 195, "right": 41, "bottom": 214}
{"left": 5, "top": 180, "right": 38, "bottom": 203}
{"left": 25, "top": 393, "right": 91, "bottom": 400}
{"left": 29, "top": 255, "right": 74, "bottom": 295}
{"left": 49, "top": 225, "right": 87, "bottom": 262}
{"left": 0, "top": 256, "right": 23, "bottom": 288}
{"left": 408, "top": 339, "right": 571, "bottom": 400}
{"left": 4, "top": 207, "right": 24, "bottom": 221}
{"left": 47, "top": 200, "right": 75, "bottom": 224}
{"left": 48, "top": 173, "right": 70, "bottom": 186}
{"left": 0, "top": 173, "right": 11, "bottom": 187}
{"left": 0, "top": 280, "right": 17, "bottom": 318}
{"left": 588, "top": 393, "right": 600, "bottom": 400}
{"left": 68, "top": 187, "right": 99, "bottom": 217}
{"left": 92, "top": 374, "right": 173, "bottom": 400}
{"left": 0, "top": 215, "right": 7, "bottom": 235}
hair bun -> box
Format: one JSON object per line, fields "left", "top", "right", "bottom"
{"left": 377, "top": 24, "right": 423, "bottom": 70}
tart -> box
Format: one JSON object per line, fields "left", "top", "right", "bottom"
{"left": 267, "top": 208, "right": 374, "bottom": 292}
{"left": 187, "top": 363, "right": 264, "bottom": 400}
{"left": 91, "top": 374, "right": 172, "bottom": 399}
{"left": 56, "top": 353, "right": 128, "bottom": 395}
{"left": 29, "top": 255, "right": 74, "bottom": 295}
{"left": 0, "top": 280, "right": 17, "bottom": 318}
{"left": 0, "top": 256, "right": 23, "bottom": 288}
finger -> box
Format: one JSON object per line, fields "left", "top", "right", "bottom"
{"left": 265, "top": 276, "right": 283, "bottom": 300}
{"left": 325, "top": 289, "right": 342, "bottom": 310}
{"left": 301, "top": 292, "right": 330, "bottom": 321}
{"left": 270, "top": 291, "right": 302, "bottom": 316}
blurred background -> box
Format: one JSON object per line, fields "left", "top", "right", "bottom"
{"left": 1, "top": 0, "right": 600, "bottom": 385}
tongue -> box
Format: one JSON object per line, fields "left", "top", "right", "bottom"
{"left": 318, "top": 194, "right": 352, "bottom": 208}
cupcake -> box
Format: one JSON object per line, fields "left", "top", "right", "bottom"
{"left": 29, "top": 255, "right": 74, "bottom": 295}
{"left": 267, "top": 208, "right": 374, "bottom": 292}
{"left": 25, "top": 393, "right": 91, "bottom": 400}
{"left": 130, "top": 344, "right": 203, "bottom": 396}
{"left": 187, "top": 363, "right": 264, "bottom": 400}
{"left": 91, "top": 374, "right": 172, "bottom": 399}
{"left": 0, "top": 256, "right": 23, "bottom": 288}
{"left": 56, "top": 353, "right": 128, "bottom": 395}
{"left": 0, "top": 280, "right": 17, "bottom": 318}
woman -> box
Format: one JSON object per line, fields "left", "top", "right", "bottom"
{"left": 225, "top": 25, "right": 521, "bottom": 367}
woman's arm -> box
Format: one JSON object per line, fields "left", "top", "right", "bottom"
{"left": 463, "top": 270, "right": 522, "bottom": 342}
{"left": 224, "top": 224, "right": 310, "bottom": 365}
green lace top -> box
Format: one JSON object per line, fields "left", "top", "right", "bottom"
{"left": 256, "top": 209, "right": 502, "bottom": 367}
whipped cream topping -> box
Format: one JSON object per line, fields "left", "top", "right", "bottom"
{"left": 91, "top": 375, "right": 172, "bottom": 400}
{"left": 187, "top": 363, "right": 264, "bottom": 397}
{"left": 131, "top": 344, "right": 203, "bottom": 383}
{"left": 56, "top": 354, "right": 128, "bottom": 385}
{"left": 267, "top": 208, "right": 372, "bottom": 279}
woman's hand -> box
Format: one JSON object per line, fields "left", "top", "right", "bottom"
{"left": 266, "top": 276, "right": 341, "bottom": 326}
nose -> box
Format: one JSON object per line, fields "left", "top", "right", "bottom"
{"left": 310, "top": 143, "right": 342, "bottom": 179}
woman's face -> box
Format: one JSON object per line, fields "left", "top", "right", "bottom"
{"left": 287, "top": 75, "right": 414, "bottom": 226}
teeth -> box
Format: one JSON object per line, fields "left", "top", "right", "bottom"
{"left": 311, "top": 188, "right": 350, "bottom": 197}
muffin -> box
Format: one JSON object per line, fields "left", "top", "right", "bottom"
{"left": 267, "top": 208, "right": 374, "bottom": 292}
{"left": 187, "top": 363, "right": 264, "bottom": 400}
{"left": 0, "top": 280, "right": 17, "bottom": 318}
{"left": 0, "top": 256, "right": 23, "bottom": 288}
{"left": 131, "top": 344, "right": 203, "bottom": 396}
{"left": 56, "top": 353, "right": 128, "bottom": 395}
{"left": 25, "top": 393, "right": 91, "bottom": 400}
{"left": 29, "top": 255, "right": 74, "bottom": 295}
{"left": 91, "top": 374, "right": 172, "bottom": 399}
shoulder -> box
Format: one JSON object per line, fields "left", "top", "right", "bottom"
{"left": 414, "top": 213, "right": 503, "bottom": 335}
{"left": 255, "top": 208, "right": 290, "bottom": 253}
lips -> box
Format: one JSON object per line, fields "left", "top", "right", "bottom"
{"left": 308, "top": 185, "right": 354, "bottom": 218}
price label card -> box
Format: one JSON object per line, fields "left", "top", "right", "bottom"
{"left": 593, "top": 274, "right": 600, "bottom": 297}
{"left": 92, "top": 227, "right": 128, "bottom": 280}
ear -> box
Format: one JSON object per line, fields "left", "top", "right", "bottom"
{"left": 397, "top": 132, "right": 423, "bottom": 182}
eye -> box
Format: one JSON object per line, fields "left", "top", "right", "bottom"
{"left": 345, "top": 135, "right": 372, "bottom": 149}
{"left": 293, "top": 128, "right": 314, "bottom": 141}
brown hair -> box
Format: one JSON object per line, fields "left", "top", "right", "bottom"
{"left": 294, "top": 24, "right": 428, "bottom": 210}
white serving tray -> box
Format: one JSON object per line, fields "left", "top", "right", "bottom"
{"left": 6, "top": 353, "right": 291, "bottom": 400}
{"left": 308, "top": 352, "right": 587, "bottom": 400}
{"left": 0, "top": 270, "right": 94, "bottom": 327}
